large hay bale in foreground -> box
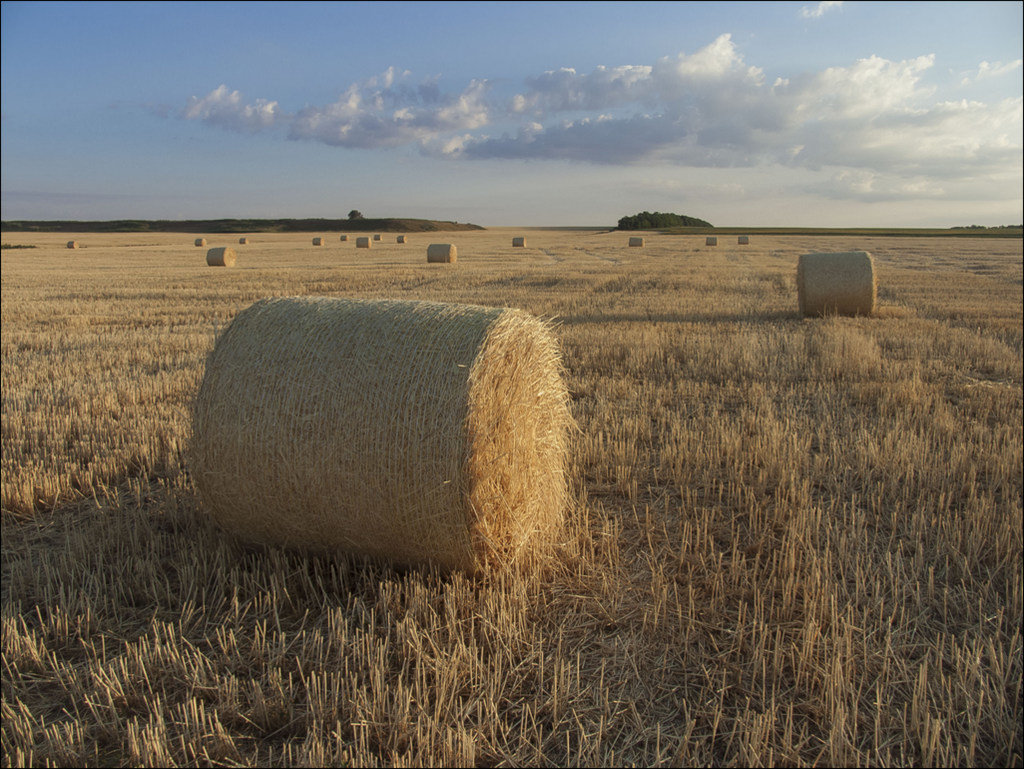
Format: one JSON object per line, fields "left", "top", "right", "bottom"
{"left": 195, "top": 238, "right": 207, "bottom": 247}
{"left": 206, "top": 247, "right": 236, "bottom": 267}
{"left": 312, "top": 237, "right": 324, "bottom": 246}
{"left": 356, "top": 236, "right": 371, "bottom": 249}
{"left": 66, "top": 241, "right": 78, "bottom": 249}
{"left": 706, "top": 236, "right": 718, "bottom": 246}
{"left": 427, "top": 244, "right": 457, "bottom": 263}
{"left": 512, "top": 237, "right": 526, "bottom": 247}
{"left": 191, "top": 296, "right": 572, "bottom": 572}
{"left": 737, "top": 236, "right": 749, "bottom": 245}
{"left": 628, "top": 237, "right": 644, "bottom": 247}
{"left": 797, "top": 251, "right": 876, "bottom": 317}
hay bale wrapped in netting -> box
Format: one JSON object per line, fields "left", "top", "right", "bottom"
{"left": 512, "top": 237, "right": 526, "bottom": 247}
{"left": 628, "top": 237, "right": 644, "bottom": 247}
{"left": 706, "top": 236, "right": 718, "bottom": 246}
{"left": 737, "top": 236, "right": 749, "bottom": 245}
{"left": 195, "top": 238, "right": 207, "bottom": 247}
{"left": 340, "top": 235, "right": 349, "bottom": 242}
{"left": 66, "top": 240, "right": 79, "bottom": 249}
{"left": 238, "top": 237, "right": 249, "bottom": 245}
{"left": 206, "top": 247, "right": 236, "bottom": 267}
{"left": 312, "top": 237, "right": 324, "bottom": 246}
{"left": 373, "top": 234, "right": 382, "bottom": 241}
{"left": 191, "top": 296, "right": 573, "bottom": 573}
{"left": 797, "top": 251, "right": 876, "bottom": 317}
{"left": 397, "top": 235, "right": 407, "bottom": 244}
{"left": 356, "top": 236, "right": 371, "bottom": 249}
{"left": 427, "top": 244, "right": 457, "bottom": 263}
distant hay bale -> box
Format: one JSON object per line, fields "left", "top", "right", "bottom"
{"left": 195, "top": 238, "right": 207, "bottom": 247}
{"left": 797, "top": 251, "right": 877, "bottom": 317}
{"left": 427, "top": 244, "right": 457, "bottom": 263}
{"left": 512, "top": 237, "right": 526, "bottom": 247}
{"left": 206, "top": 247, "right": 236, "bottom": 267}
{"left": 628, "top": 237, "right": 645, "bottom": 247}
{"left": 737, "top": 236, "right": 749, "bottom": 245}
{"left": 706, "top": 237, "right": 718, "bottom": 246}
{"left": 191, "top": 296, "right": 572, "bottom": 573}
{"left": 66, "top": 241, "right": 78, "bottom": 249}
{"left": 340, "top": 235, "right": 349, "bottom": 242}
{"left": 397, "top": 235, "right": 407, "bottom": 244}
{"left": 373, "top": 234, "right": 382, "bottom": 241}
{"left": 312, "top": 237, "right": 324, "bottom": 246}
{"left": 238, "top": 237, "right": 249, "bottom": 245}
{"left": 356, "top": 236, "right": 372, "bottom": 249}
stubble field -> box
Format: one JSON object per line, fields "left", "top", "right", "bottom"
{"left": 2, "top": 228, "right": 1021, "bottom": 766}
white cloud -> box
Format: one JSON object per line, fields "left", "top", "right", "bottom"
{"left": 286, "top": 76, "right": 490, "bottom": 148}
{"left": 799, "top": 1, "right": 843, "bottom": 19}
{"left": 962, "top": 58, "right": 1023, "bottom": 85}
{"left": 175, "top": 37, "right": 1022, "bottom": 203}
{"left": 182, "top": 70, "right": 491, "bottom": 150}
{"left": 182, "top": 85, "right": 279, "bottom": 132}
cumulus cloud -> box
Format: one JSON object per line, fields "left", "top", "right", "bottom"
{"left": 176, "top": 35, "right": 1022, "bottom": 196}
{"left": 182, "top": 84, "right": 279, "bottom": 132}
{"left": 287, "top": 77, "right": 490, "bottom": 148}
{"left": 799, "top": 1, "right": 843, "bottom": 19}
{"left": 961, "top": 58, "right": 1023, "bottom": 85}
{"left": 183, "top": 69, "right": 490, "bottom": 149}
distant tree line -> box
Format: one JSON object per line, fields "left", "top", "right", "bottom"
{"left": 0, "top": 217, "right": 484, "bottom": 233}
{"left": 617, "top": 211, "right": 713, "bottom": 230}
{"left": 952, "top": 224, "right": 1023, "bottom": 230}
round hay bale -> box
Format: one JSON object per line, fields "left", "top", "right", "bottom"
{"left": 356, "top": 236, "right": 372, "bottom": 249}
{"left": 195, "top": 238, "right": 207, "bottom": 247}
{"left": 397, "top": 235, "right": 407, "bottom": 244}
{"left": 191, "top": 296, "right": 572, "bottom": 573}
{"left": 512, "top": 237, "right": 526, "bottom": 247}
{"left": 705, "top": 236, "right": 718, "bottom": 246}
{"left": 312, "top": 237, "right": 324, "bottom": 246}
{"left": 737, "top": 235, "right": 749, "bottom": 245}
{"left": 373, "top": 234, "right": 382, "bottom": 241}
{"left": 628, "top": 237, "right": 645, "bottom": 247}
{"left": 206, "top": 247, "right": 237, "bottom": 267}
{"left": 238, "top": 237, "right": 249, "bottom": 245}
{"left": 797, "top": 251, "right": 876, "bottom": 317}
{"left": 340, "top": 235, "right": 349, "bottom": 242}
{"left": 66, "top": 240, "right": 79, "bottom": 249}
{"left": 427, "top": 243, "right": 457, "bottom": 263}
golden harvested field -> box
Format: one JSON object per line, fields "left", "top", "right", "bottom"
{"left": 2, "top": 228, "right": 1022, "bottom": 767}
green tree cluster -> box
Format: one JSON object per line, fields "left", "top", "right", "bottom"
{"left": 617, "top": 211, "right": 713, "bottom": 229}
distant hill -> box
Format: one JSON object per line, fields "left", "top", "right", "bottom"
{"left": 0, "top": 218, "right": 485, "bottom": 233}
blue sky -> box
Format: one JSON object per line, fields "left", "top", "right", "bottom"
{"left": 2, "top": 1, "right": 1021, "bottom": 226}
